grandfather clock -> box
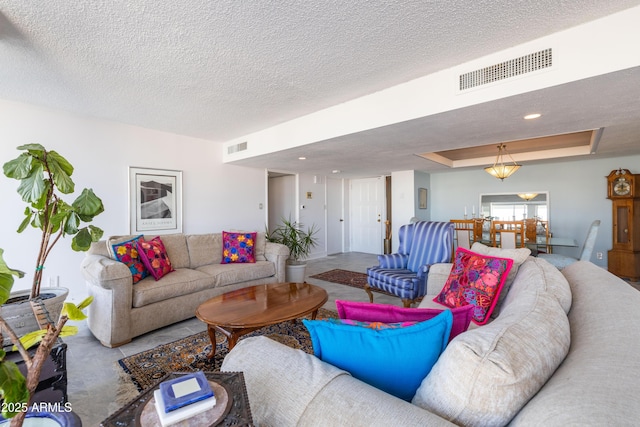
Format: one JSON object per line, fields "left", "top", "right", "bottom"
{"left": 607, "top": 169, "right": 640, "bottom": 281}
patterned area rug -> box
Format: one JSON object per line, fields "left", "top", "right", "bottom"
{"left": 117, "top": 308, "right": 337, "bottom": 394}
{"left": 309, "top": 268, "right": 396, "bottom": 297}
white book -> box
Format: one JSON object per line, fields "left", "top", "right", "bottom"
{"left": 154, "top": 389, "right": 216, "bottom": 426}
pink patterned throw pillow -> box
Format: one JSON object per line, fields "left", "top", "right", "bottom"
{"left": 221, "top": 231, "right": 256, "bottom": 264}
{"left": 433, "top": 247, "right": 513, "bottom": 325}
{"left": 136, "top": 236, "right": 174, "bottom": 280}
{"left": 335, "top": 300, "right": 473, "bottom": 342}
{"left": 112, "top": 235, "right": 149, "bottom": 284}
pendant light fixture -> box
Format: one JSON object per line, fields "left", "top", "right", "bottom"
{"left": 484, "top": 144, "right": 520, "bottom": 180}
{"left": 518, "top": 193, "right": 538, "bottom": 201}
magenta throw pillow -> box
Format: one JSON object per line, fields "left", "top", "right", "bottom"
{"left": 136, "top": 236, "right": 174, "bottom": 280}
{"left": 111, "top": 235, "right": 149, "bottom": 284}
{"left": 335, "top": 300, "right": 473, "bottom": 342}
{"left": 433, "top": 247, "right": 513, "bottom": 325}
{"left": 221, "top": 231, "right": 256, "bottom": 264}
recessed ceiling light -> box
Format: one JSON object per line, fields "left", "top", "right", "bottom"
{"left": 332, "top": 170, "right": 341, "bottom": 174}
{"left": 524, "top": 113, "right": 542, "bottom": 120}
{"left": 298, "top": 156, "right": 306, "bottom": 160}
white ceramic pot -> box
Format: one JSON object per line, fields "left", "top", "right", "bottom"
{"left": 1, "top": 287, "right": 69, "bottom": 346}
{"left": 285, "top": 263, "right": 307, "bottom": 283}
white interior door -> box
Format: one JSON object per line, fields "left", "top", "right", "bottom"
{"left": 350, "top": 177, "right": 384, "bottom": 254}
{"left": 327, "top": 178, "right": 343, "bottom": 254}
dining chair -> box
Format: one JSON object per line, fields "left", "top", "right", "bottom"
{"left": 472, "top": 218, "right": 485, "bottom": 243}
{"left": 450, "top": 219, "right": 475, "bottom": 250}
{"left": 538, "top": 220, "right": 601, "bottom": 269}
{"left": 490, "top": 220, "right": 525, "bottom": 248}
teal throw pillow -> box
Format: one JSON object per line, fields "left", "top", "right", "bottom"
{"left": 303, "top": 310, "right": 453, "bottom": 401}
{"left": 112, "top": 235, "right": 149, "bottom": 284}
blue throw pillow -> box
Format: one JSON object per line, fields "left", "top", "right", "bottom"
{"left": 303, "top": 310, "right": 453, "bottom": 401}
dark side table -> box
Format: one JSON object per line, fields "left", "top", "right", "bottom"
{"left": 101, "top": 371, "right": 253, "bottom": 426}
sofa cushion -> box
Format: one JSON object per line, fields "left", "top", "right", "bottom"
{"left": 110, "top": 235, "right": 149, "bottom": 284}
{"left": 221, "top": 336, "right": 350, "bottom": 426}
{"left": 195, "top": 261, "right": 276, "bottom": 287}
{"left": 433, "top": 247, "right": 513, "bottom": 325}
{"left": 304, "top": 310, "right": 452, "bottom": 401}
{"left": 132, "top": 268, "right": 213, "bottom": 308}
{"left": 335, "top": 300, "right": 473, "bottom": 342}
{"left": 221, "top": 231, "right": 257, "bottom": 264}
{"left": 154, "top": 234, "right": 189, "bottom": 269}
{"left": 413, "top": 258, "right": 571, "bottom": 426}
{"left": 470, "top": 242, "right": 531, "bottom": 317}
{"left": 187, "top": 234, "right": 222, "bottom": 269}
{"left": 137, "top": 236, "right": 174, "bottom": 280}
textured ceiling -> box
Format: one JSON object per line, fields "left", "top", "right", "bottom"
{"left": 2, "top": 1, "right": 640, "bottom": 177}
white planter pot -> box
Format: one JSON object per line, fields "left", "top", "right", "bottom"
{"left": 285, "top": 263, "right": 307, "bottom": 283}
{"left": 1, "top": 287, "right": 69, "bottom": 346}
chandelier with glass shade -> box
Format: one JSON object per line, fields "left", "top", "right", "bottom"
{"left": 484, "top": 144, "right": 520, "bottom": 180}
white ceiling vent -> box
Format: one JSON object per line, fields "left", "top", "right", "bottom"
{"left": 227, "top": 141, "right": 248, "bottom": 154}
{"left": 459, "top": 48, "right": 553, "bottom": 91}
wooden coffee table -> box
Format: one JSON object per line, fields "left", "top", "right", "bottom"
{"left": 195, "top": 282, "right": 328, "bottom": 358}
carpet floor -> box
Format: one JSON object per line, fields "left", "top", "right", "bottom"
{"left": 117, "top": 307, "right": 337, "bottom": 396}
{"left": 309, "top": 268, "right": 395, "bottom": 298}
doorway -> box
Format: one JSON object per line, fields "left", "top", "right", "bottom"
{"left": 326, "top": 178, "right": 344, "bottom": 254}
{"left": 267, "top": 173, "right": 296, "bottom": 232}
{"left": 350, "top": 177, "right": 385, "bottom": 254}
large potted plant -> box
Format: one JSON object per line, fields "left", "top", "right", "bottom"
{"left": 266, "top": 217, "right": 319, "bottom": 283}
{"left": 0, "top": 248, "right": 88, "bottom": 426}
{"left": 2, "top": 144, "right": 104, "bottom": 340}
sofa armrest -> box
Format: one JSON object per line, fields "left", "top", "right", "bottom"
{"left": 222, "top": 336, "right": 453, "bottom": 427}
{"left": 80, "top": 254, "right": 134, "bottom": 347}
{"left": 222, "top": 336, "right": 346, "bottom": 425}
{"left": 264, "top": 242, "right": 289, "bottom": 282}
{"left": 426, "top": 263, "right": 453, "bottom": 295}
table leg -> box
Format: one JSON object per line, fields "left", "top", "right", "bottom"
{"left": 206, "top": 325, "right": 217, "bottom": 359}
{"left": 228, "top": 333, "right": 240, "bottom": 351}
{"left": 310, "top": 309, "right": 319, "bottom": 320}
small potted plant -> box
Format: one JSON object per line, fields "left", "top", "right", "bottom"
{"left": 0, "top": 248, "right": 89, "bottom": 426}
{"left": 266, "top": 217, "right": 319, "bottom": 283}
{"left": 2, "top": 144, "right": 104, "bottom": 338}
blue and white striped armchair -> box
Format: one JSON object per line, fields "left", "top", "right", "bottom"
{"left": 365, "top": 221, "right": 454, "bottom": 307}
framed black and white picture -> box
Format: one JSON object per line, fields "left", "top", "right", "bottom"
{"left": 129, "top": 167, "right": 183, "bottom": 234}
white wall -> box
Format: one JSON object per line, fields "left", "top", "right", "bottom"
{"left": 0, "top": 99, "right": 266, "bottom": 302}
{"left": 297, "top": 174, "right": 327, "bottom": 260}
{"left": 429, "top": 154, "right": 640, "bottom": 268}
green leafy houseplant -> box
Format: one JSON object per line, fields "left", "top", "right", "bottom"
{"left": 3, "top": 144, "right": 105, "bottom": 299}
{"left": 266, "top": 217, "right": 319, "bottom": 265}
{"left": 0, "top": 248, "right": 91, "bottom": 426}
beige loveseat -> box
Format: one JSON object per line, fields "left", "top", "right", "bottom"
{"left": 81, "top": 232, "right": 288, "bottom": 347}
{"left": 222, "top": 256, "right": 640, "bottom": 426}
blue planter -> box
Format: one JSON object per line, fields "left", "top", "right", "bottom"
{"left": 0, "top": 410, "right": 81, "bottom": 426}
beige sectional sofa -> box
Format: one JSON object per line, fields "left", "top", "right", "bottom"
{"left": 81, "top": 232, "right": 288, "bottom": 347}
{"left": 221, "top": 257, "right": 640, "bottom": 426}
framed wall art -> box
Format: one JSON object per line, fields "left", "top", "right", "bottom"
{"left": 419, "top": 188, "right": 428, "bottom": 209}
{"left": 129, "top": 167, "right": 183, "bottom": 234}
